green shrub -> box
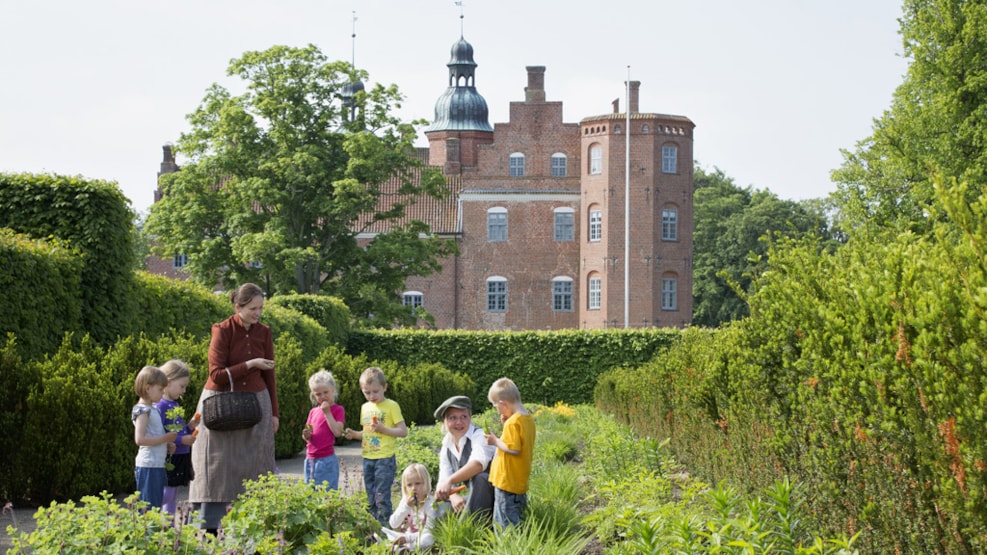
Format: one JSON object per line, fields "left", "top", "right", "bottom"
{"left": 5, "top": 492, "right": 215, "bottom": 554}
{"left": 218, "top": 473, "right": 379, "bottom": 553}
{"left": 0, "top": 230, "right": 84, "bottom": 360}
{"left": 347, "top": 328, "right": 679, "bottom": 405}
{"left": 0, "top": 172, "right": 137, "bottom": 346}
{"left": 268, "top": 293, "right": 351, "bottom": 347}
{"left": 388, "top": 361, "right": 477, "bottom": 426}
{"left": 131, "top": 272, "right": 228, "bottom": 340}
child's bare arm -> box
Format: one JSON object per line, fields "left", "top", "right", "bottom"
{"left": 134, "top": 413, "right": 178, "bottom": 446}
{"left": 485, "top": 433, "right": 519, "bottom": 455}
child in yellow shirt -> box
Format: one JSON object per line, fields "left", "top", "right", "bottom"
{"left": 484, "top": 377, "right": 536, "bottom": 528}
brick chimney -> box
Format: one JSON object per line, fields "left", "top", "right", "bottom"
{"left": 627, "top": 81, "right": 640, "bottom": 113}
{"left": 612, "top": 98, "right": 620, "bottom": 114}
{"left": 525, "top": 66, "right": 546, "bottom": 103}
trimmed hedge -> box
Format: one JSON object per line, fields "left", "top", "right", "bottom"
{"left": 0, "top": 230, "right": 85, "bottom": 360}
{"left": 596, "top": 184, "right": 987, "bottom": 553}
{"left": 348, "top": 328, "right": 680, "bottom": 405}
{"left": 0, "top": 172, "right": 137, "bottom": 345}
{"left": 268, "top": 293, "right": 350, "bottom": 347}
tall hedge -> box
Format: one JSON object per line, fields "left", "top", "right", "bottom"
{"left": 596, "top": 183, "right": 987, "bottom": 554}
{"left": 0, "top": 230, "right": 85, "bottom": 360}
{"left": 268, "top": 293, "right": 351, "bottom": 347}
{"left": 348, "top": 328, "right": 680, "bottom": 405}
{"left": 0, "top": 173, "right": 136, "bottom": 346}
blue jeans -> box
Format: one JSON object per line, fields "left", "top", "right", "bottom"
{"left": 362, "top": 455, "right": 396, "bottom": 525}
{"left": 493, "top": 487, "right": 527, "bottom": 529}
{"left": 305, "top": 454, "right": 340, "bottom": 490}
{"left": 134, "top": 466, "right": 167, "bottom": 510}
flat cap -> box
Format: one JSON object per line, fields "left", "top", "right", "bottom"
{"left": 434, "top": 395, "right": 472, "bottom": 420}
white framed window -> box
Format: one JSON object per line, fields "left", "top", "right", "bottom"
{"left": 552, "top": 277, "right": 573, "bottom": 312}
{"left": 173, "top": 253, "right": 188, "bottom": 269}
{"left": 487, "top": 277, "right": 507, "bottom": 312}
{"left": 661, "top": 208, "right": 678, "bottom": 241}
{"left": 554, "top": 208, "right": 574, "bottom": 242}
{"left": 487, "top": 207, "right": 507, "bottom": 242}
{"left": 588, "top": 276, "right": 601, "bottom": 310}
{"left": 509, "top": 152, "right": 525, "bottom": 177}
{"left": 589, "top": 145, "right": 602, "bottom": 175}
{"left": 662, "top": 145, "right": 678, "bottom": 174}
{"left": 589, "top": 209, "right": 602, "bottom": 242}
{"left": 661, "top": 277, "right": 678, "bottom": 310}
{"left": 551, "top": 153, "right": 567, "bottom": 177}
{"left": 402, "top": 291, "right": 423, "bottom": 308}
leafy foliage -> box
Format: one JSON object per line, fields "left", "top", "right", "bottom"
{"left": 347, "top": 328, "right": 680, "bottom": 405}
{"left": 692, "top": 166, "right": 836, "bottom": 327}
{"left": 145, "top": 44, "right": 456, "bottom": 327}
{"left": 268, "top": 293, "right": 351, "bottom": 347}
{"left": 0, "top": 229, "right": 84, "bottom": 360}
{"left": 0, "top": 172, "right": 136, "bottom": 346}
{"left": 831, "top": 0, "right": 987, "bottom": 232}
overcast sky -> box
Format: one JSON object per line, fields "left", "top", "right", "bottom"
{"left": 0, "top": 0, "right": 908, "bottom": 215}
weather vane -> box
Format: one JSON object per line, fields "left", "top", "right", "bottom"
{"left": 351, "top": 11, "right": 358, "bottom": 67}
{"left": 455, "top": 1, "right": 464, "bottom": 36}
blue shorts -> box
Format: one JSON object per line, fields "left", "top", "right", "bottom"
{"left": 304, "top": 454, "right": 340, "bottom": 490}
{"left": 134, "top": 466, "right": 167, "bottom": 509}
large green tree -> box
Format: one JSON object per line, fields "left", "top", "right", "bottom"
{"left": 146, "top": 45, "right": 455, "bottom": 327}
{"left": 832, "top": 0, "right": 987, "bottom": 232}
{"left": 692, "top": 166, "right": 833, "bottom": 327}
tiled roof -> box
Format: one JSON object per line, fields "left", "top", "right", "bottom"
{"left": 356, "top": 148, "right": 462, "bottom": 235}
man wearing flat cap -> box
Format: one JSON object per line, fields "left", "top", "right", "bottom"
{"left": 433, "top": 395, "right": 496, "bottom": 517}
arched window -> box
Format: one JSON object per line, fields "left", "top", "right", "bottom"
{"left": 552, "top": 276, "right": 574, "bottom": 312}
{"left": 487, "top": 207, "right": 507, "bottom": 242}
{"left": 589, "top": 145, "right": 602, "bottom": 175}
{"left": 486, "top": 276, "right": 507, "bottom": 312}
{"left": 662, "top": 145, "right": 678, "bottom": 174}
{"left": 551, "top": 153, "right": 567, "bottom": 177}
{"left": 587, "top": 273, "right": 602, "bottom": 310}
{"left": 554, "top": 207, "right": 574, "bottom": 242}
{"left": 661, "top": 207, "right": 678, "bottom": 241}
{"left": 402, "top": 291, "right": 423, "bottom": 308}
{"left": 509, "top": 152, "right": 525, "bottom": 177}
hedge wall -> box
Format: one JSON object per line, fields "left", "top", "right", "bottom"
{"left": 348, "top": 328, "right": 680, "bottom": 405}
{"left": 0, "top": 230, "right": 85, "bottom": 360}
{"left": 596, "top": 185, "right": 987, "bottom": 554}
{"left": 0, "top": 172, "right": 137, "bottom": 346}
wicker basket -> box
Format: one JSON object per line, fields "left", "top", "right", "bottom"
{"left": 202, "top": 368, "right": 262, "bottom": 431}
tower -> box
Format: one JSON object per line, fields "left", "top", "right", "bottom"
{"left": 425, "top": 32, "right": 494, "bottom": 175}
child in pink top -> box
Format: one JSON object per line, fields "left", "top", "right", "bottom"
{"left": 302, "top": 369, "right": 345, "bottom": 490}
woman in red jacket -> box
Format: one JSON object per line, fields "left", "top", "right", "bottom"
{"left": 189, "top": 283, "right": 279, "bottom": 534}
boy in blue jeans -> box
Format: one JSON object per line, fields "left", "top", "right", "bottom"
{"left": 484, "top": 377, "right": 536, "bottom": 528}
{"left": 344, "top": 366, "right": 407, "bottom": 525}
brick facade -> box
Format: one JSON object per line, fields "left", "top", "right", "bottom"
{"left": 148, "top": 42, "right": 694, "bottom": 331}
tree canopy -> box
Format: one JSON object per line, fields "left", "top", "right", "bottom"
{"left": 691, "top": 166, "right": 833, "bottom": 327}
{"left": 146, "top": 45, "right": 455, "bottom": 327}
{"left": 832, "top": 0, "right": 987, "bottom": 233}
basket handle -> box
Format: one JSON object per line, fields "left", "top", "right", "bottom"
{"left": 224, "top": 367, "right": 236, "bottom": 392}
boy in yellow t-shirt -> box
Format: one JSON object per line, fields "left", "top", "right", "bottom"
{"left": 484, "top": 377, "right": 536, "bottom": 529}
{"left": 344, "top": 366, "right": 407, "bottom": 525}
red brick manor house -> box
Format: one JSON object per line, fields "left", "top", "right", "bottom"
{"left": 149, "top": 34, "right": 695, "bottom": 331}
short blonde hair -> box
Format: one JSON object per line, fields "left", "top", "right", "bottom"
{"left": 488, "top": 377, "right": 521, "bottom": 404}
{"left": 134, "top": 366, "right": 168, "bottom": 399}
{"left": 160, "top": 359, "right": 191, "bottom": 382}
{"left": 400, "top": 463, "right": 432, "bottom": 499}
{"left": 359, "top": 366, "right": 387, "bottom": 388}
{"left": 308, "top": 369, "right": 338, "bottom": 404}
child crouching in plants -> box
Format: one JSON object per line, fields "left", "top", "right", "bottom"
{"left": 381, "top": 463, "right": 437, "bottom": 552}
{"left": 133, "top": 365, "right": 179, "bottom": 511}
